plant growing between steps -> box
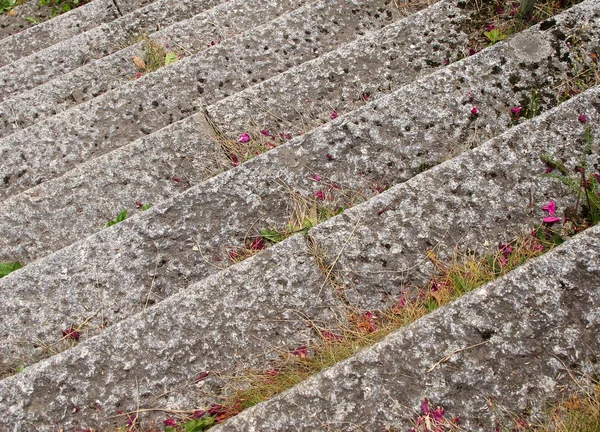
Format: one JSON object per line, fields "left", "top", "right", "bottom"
{"left": 0, "top": 261, "right": 23, "bottom": 278}
{"left": 132, "top": 37, "right": 183, "bottom": 78}
{"left": 37, "top": 0, "right": 88, "bottom": 17}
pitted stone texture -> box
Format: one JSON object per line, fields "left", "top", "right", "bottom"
{"left": 115, "top": 0, "right": 157, "bottom": 14}
{"left": 306, "top": 87, "right": 600, "bottom": 310}
{"left": 214, "top": 225, "right": 600, "bottom": 431}
{"left": 0, "top": 1, "right": 54, "bottom": 40}
{"left": 0, "top": 236, "right": 341, "bottom": 430}
{"left": 0, "top": 0, "right": 458, "bottom": 262}
{"left": 0, "top": 0, "right": 118, "bottom": 63}
{"left": 0, "top": 0, "right": 313, "bottom": 138}
{"left": 1, "top": 1, "right": 598, "bottom": 265}
{"left": 0, "top": 0, "right": 400, "bottom": 198}
{"left": 0, "top": 147, "right": 372, "bottom": 368}
{"left": 0, "top": 81, "right": 597, "bottom": 375}
{"left": 0, "top": 0, "right": 230, "bottom": 98}
{"left": 209, "top": 0, "right": 466, "bottom": 135}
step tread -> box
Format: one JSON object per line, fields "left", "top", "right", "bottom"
{"left": 0, "top": 0, "right": 229, "bottom": 92}
{"left": 0, "top": 0, "right": 401, "bottom": 198}
{"left": 214, "top": 223, "right": 600, "bottom": 431}
{"left": 0, "top": 0, "right": 462, "bottom": 264}
{"left": 0, "top": 0, "right": 117, "bottom": 50}
{"left": 0, "top": 0, "right": 315, "bottom": 138}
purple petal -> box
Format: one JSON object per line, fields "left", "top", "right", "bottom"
{"left": 541, "top": 200, "right": 557, "bottom": 216}
{"left": 238, "top": 133, "right": 251, "bottom": 143}
{"left": 422, "top": 397, "right": 430, "bottom": 415}
{"left": 543, "top": 216, "right": 562, "bottom": 223}
{"left": 578, "top": 113, "right": 588, "bottom": 124}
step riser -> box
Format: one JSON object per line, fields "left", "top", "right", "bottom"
{"left": 0, "top": 0, "right": 315, "bottom": 138}
{"left": 0, "top": 0, "right": 401, "bottom": 198}
{"left": 0, "top": 0, "right": 597, "bottom": 372}
{"left": 0, "top": 0, "right": 230, "bottom": 93}
{"left": 214, "top": 224, "right": 600, "bottom": 431}
{"left": 0, "top": 81, "right": 597, "bottom": 431}
{"left": 0, "top": 0, "right": 118, "bottom": 59}
{"left": 0, "top": 0, "right": 462, "bottom": 263}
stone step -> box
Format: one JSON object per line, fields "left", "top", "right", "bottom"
{"left": 0, "top": 0, "right": 231, "bottom": 95}
{"left": 0, "top": 0, "right": 159, "bottom": 67}
{"left": 0, "top": 0, "right": 462, "bottom": 263}
{"left": 0, "top": 0, "right": 118, "bottom": 50}
{"left": 0, "top": 0, "right": 317, "bottom": 138}
{"left": 0, "top": 0, "right": 597, "bottom": 378}
{"left": 214, "top": 223, "right": 600, "bottom": 431}
{"left": 0, "top": 80, "right": 597, "bottom": 431}
{"left": 0, "top": 0, "right": 402, "bottom": 198}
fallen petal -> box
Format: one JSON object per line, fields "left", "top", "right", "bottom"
{"left": 543, "top": 216, "right": 562, "bottom": 223}
{"left": 238, "top": 133, "right": 251, "bottom": 143}
{"left": 541, "top": 200, "right": 557, "bottom": 216}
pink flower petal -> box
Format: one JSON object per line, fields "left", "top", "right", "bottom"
{"left": 541, "top": 200, "right": 557, "bottom": 216}
{"left": 260, "top": 129, "right": 273, "bottom": 137}
{"left": 164, "top": 419, "right": 177, "bottom": 427}
{"left": 330, "top": 110, "right": 339, "bottom": 120}
{"left": 422, "top": 398, "right": 430, "bottom": 415}
{"left": 314, "top": 190, "right": 326, "bottom": 200}
{"left": 292, "top": 346, "right": 308, "bottom": 358}
{"left": 578, "top": 114, "right": 588, "bottom": 124}
{"left": 511, "top": 106, "right": 522, "bottom": 114}
{"left": 543, "top": 216, "right": 562, "bottom": 223}
{"left": 238, "top": 133, "right": 250, "bottom": 143}
{"left": 471, "top": 106, "right": 479, "bottom": 115}
{"left": 312, "top": 174, "right": 322, "bottom": 181}
{"left": 593, "top": 173, "right": 600, "bottom": 183}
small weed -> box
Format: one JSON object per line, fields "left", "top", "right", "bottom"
{"left": 526, "top": 88, "right": 541, "bottom": 119}
{"left": 0, "top": 261, "right": 23, "bottom": 278}
{"left": 106, "top": 210, "right": 127, "bottom": 228}
{"left": 0, "top": 0, "right": 16, "bottom": 13}
{"left": 131, "top": 37, "right": 183, "bottom": 78}
{"left": 541, "top": 125, "right": 600, "bottom": 229}
{"left": 484, "top": 28, "right": 508, "bottom": 45}
{"left": 259, "top": 186, "right": 356, "bottom": 245}
{"left": 37, "top": 0, "right": 88, "bottom": 17}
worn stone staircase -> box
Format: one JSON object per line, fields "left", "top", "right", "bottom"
{"left": 0, "top": 0, "right": 599, "bottom": 429}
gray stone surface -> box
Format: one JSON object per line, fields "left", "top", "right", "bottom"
{"left": 215, "top": 224, "right": 600, "bottom": 431}
{"left": 0, "top": 0, "right": 229, "bottom": 96}
{"left": 0, "top": 0, "right": 461, "bottom": 262}
{"left": 1, "top": 0, "right": 597, "bottom": 266}
{"left": 0, "top": 236, "right": 343, "bottom": 430}
{"left": 0, "top": 0, "right": 400, "bottom": 198}
{"left": 0, "top": 0, "right": 118, "bottom": 57}
{"left": 305, "top": 87, "right": 599, "bottom": 311}
{"left": 0, "top": 71, "right": 596, "bottom": 376}
{"left": 0, "top": 0, "right": 314, "bottom": 138}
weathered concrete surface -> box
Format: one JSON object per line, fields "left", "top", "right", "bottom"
{"left": 0, "top": 236, "right": 343, "bottom": 430}
{"left": 0, "top": 69, "right": 597, "bottom": 375}
{"left": 1, "top": 0, "right": 597, "bottom": 266}
{"left": 0, "top": 0, "right": 229, "bottom": 96}
{"left": 0, "top": 0, "right": 118, "bottom": 56}
{"left": 0, "top": 0, "right": 461, "bottom": 262}
{"left": 215, "top": 224, "right": 600, "bottom": 431}
{"left": 0, "top": 0, "right": 314, "bottom": 137}
{"left": 0, "top": 0, "right": 400, "bottom": 198}
{"left": 305, "top": 87, "right": 599, "bottom": 311}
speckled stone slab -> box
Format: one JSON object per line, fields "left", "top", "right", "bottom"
{"left": 0, "top": 0, "right": 228, "bottom": 93}
{"left": 0, "top": 74, "right": 596, "bottom": 378}
{"left": 0, "top": 0, "right": 400, "bottom": 198}
{"left": 0, "top": 0, "right": 118, "bottom": 60}
{"left": 214, "top": 224, "right": 600, "bottom": 431}
{"left": 0, "top": 236, "right": 342, "bottom": 430}
{"left": 0, "top": 0, "right": 313, "bottom": 138}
